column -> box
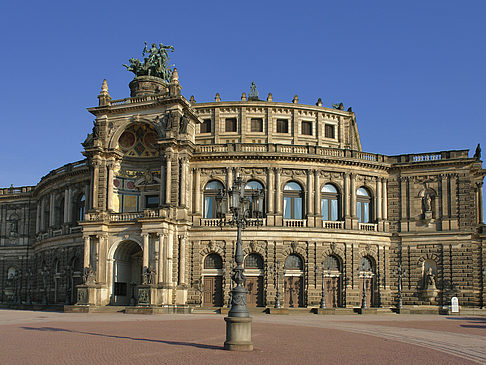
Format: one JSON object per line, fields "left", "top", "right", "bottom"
{"left": 158, "top": 233, "right": 164, "bottom": 283}
{"left": 478, "top": 182, "right": 484, "bottom": 224}
{"left": 267, "top": 167, "right": 274, "bottom": 213}
{"left": 83, "top": 236, "right": 90, "bottom": 268}
{"left": 159, "top": 160, "right": 165, "bottom": 206}
{"left": 382, "top": 179, "right": 388, "bottom": 220}
{"left": 441, "top": 174, "right": 449, "bottom": 219}
{"left": 67, "top": 187, "right": 72, "bottom": 223}
{"left": 36, "top": 202, "right": 40, "bottom": 233}
{"left": 165, "top": 153, "right": 172, "bottom": 205}
{"left": 226, "top": 167, "right": 233, "bottom": 189}
{"left": 350, "top": 174, "right": 356, "bottom": 217}
{"left": 63, "top": 188, "right": 70, "bottom": 224}
{"left": 40, "top": 198, "right": 46, "bottom": 231}
{"left": 194, "top": 168, "right": 201, "bottom": 214}
{"left": 344, "top": 173, "right": 350, "bottom": 218}
{"left": 180, "top": 158, "right": 187, "bottom": 206}
{"left": 376, "top": 178, "right": 382, "bottom": 220}
{"left": 107, "top": 163, "right": 114, "bottom": 211}
{"left": 314, "top": 169, "right": 320, "bottom": 215}
{"left": 275, "top": 168, "right": 281, "bottom": 214}
{"left": 143, "top": 233, "right": 149, "bottom": 269}
{"left": 49, "top": 193, "right": 55, "bottom": 227}
{"left": 92, "top": 160, "right": 99, "bottom": 209}
{"left": 400, "top": 177, "right": 408, "bottom": 221}
{"left": 307, "top": 170, "right": 313, "bottom": 216}
{"left": 166, "top": 229, "right": 174, "bottom": 284}
{"left": 154, "top": 236, "right": 160, "bottom": 284}
{"left": 179, "top": 235, "right": 186, "bottom": 285}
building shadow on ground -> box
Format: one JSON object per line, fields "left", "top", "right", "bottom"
{"left": 445, "top": 316, "right": 486, "bottom": 329}
{"left": 20, "top": 326, "right": 225, "bottom": 350}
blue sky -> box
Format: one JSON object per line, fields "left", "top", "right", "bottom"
{"left": 0, "top": 0, "right": 484, "bottom": 217}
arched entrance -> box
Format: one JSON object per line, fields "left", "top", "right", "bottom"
{"left": 244, "top": 253, "right": 264, "bottom": 307}
{"left": 202, "top": 253, "right": 223, "bottom": 307}
{"left": 358, "top": 256, "right": 375, "bottom": 308}
{"left": 322, "top": 255, "right": 342, "bottom": 308}
{"left": 112, "top": 241, "right": 142, "bottom": 305}
{"left": 284, "top": 254, "right": 304, "bottom": 307}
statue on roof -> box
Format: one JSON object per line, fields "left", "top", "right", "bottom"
{"left": 473, "top": 143, "right": 481, "bottom": 160}
{"left": 249, "top": 82, "right": 259, "bottom": 101}
{"left": 123, "top": 42, "right": 175, "bottom": 82}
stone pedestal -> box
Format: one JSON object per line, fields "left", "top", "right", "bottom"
{"left": 356, "top": 308, "right": 378, "bottom": 314}
{"left": 129, "top": 76, "right": 168, "bottom": 97}
{"left": 316, "top": 308, "right": 335, "bottom": 315}
{"left": 266, "top": 307, "right": 289, "bottom": 315}
{"left": 224, "top": 317, "right": 253, "bottom": 351}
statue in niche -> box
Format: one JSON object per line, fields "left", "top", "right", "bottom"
{"left": 179, "top": 114, "right": 189, "bottom": 134}
{"left": 425, "top": 267, "right": 436, "bottom": 290}
{"left": 8, "top": 216, "right": 18, "bottom": 237}
{"left": 422, "top": 183, "right": 432, "bottom": 220}
{"left": 143, "top": 266, "right": 156, "bottom": 285}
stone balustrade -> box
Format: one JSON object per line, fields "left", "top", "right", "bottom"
{"left": 322, "top": 220, "right": 344, "bottom": 229}
{"left": 359, "top": 223, "right": 377, "bottom": 231}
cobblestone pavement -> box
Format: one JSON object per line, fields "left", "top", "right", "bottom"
{"left": 0, "top": 310, "right": 484, "bottom": 364}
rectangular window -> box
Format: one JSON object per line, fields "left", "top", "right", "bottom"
{"left": 201, "top": 119, "right": 212, "bottom": 133}
{"left": 225, "top": 118, "right": 237, "bottom": 132}
{"left": 250, "top": 118, "right": 263, "bottom": 132}
{"left": 301, "top": 121, "right": 312, "bottom": 136}
{"left": 325, "top": 124, "right": 335, "bottom": 139}
{"left": 276, "top": 119, "right": 289, "bottom": 133}
{"left": 145, "top": 195, "right": 159, "bottom": 208}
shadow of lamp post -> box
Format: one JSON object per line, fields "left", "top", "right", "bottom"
{"left": 216, "top": 175, "right": 264, "bottom": 351}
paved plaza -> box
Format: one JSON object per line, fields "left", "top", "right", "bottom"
{"left": 0, "top": 310, "right": 485, "bottom": 364}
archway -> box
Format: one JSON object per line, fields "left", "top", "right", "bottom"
{"left": 284, "top": 254, "right": 304, "bottom": 307}
{"left": 322, "top": 255, "right": 342, "bottom": 308}
{"left": 244, "top": 253, "right": 264, "bottom": 307}
{"left": 112, "top": 241, "right": 143, "bottom": 305}
{"left": 202, "top": 253, "right": 223, "bottom": 307}
{"left": 358, "top": 256, "right": 376, "bottom": 308}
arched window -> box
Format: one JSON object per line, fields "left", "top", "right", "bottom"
{"left": 323, "top": 255, "right": 340, "bottom": 272}
{"left": 283, "top": 182, "right": 303, "bottom": 219}
{"left": 204, "top": 180, "right": 224, "bottom": 219}
{"left": 55, "top": 197, "right": 64, "bottom": 228}
{"left": 285, "top": 254, "right": 303, "bottom": 270}
{"left": 321, "top": 184, "right": 339, "bottom": 221}
{"left": 245, "top": 180, "right": 265, "bottom": 218}
{"left": 244, "top": 253, "right": 264, "bottom": 269}
{"left": 359, "top": 256, "right": 374, "bottom": 273}
{"left": 357, "top": 187, "right": 372, "bottom": 223}
{"left": 204, "top": 253, "right": 223, "bottom": 269}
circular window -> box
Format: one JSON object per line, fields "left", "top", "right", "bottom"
{"left": 119, "top": 131, "right": 136, "bottom": 149}
{"left": 143, "top": 131, "right": 158, "bottom": 148}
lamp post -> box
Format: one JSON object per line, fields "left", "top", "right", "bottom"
{"left": 217, "top": 175, "right": 264, "bottom": 351}
{"left": 394, "top": 263, "right": 406, "bottom": 310}
{"left": 320, "top": 263, "right": 326, "bottom": 309}
{"left": 272, "top": 261, "right": 282, "bottom": 308}
{"left": 357, "top": 265, "right": 369, "bottom": 310}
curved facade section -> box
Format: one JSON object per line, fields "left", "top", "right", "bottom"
{"left": 0, "top": 71, "right": 485, "bottom": 312}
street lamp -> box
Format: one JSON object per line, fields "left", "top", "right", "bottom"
{"left": 320, "top": 263, "right": 331, "bottom": 309}
{"left": 394, "top": 263, "right": 407, "bottom": 310}
{"left": 357, "top": 264, "right": 371, "bottom": 310}
{"left": 270, "top": 262, "right": 282, "bottom": 308}
{"left": 217, "top": 175, "right": 264, "bottom": 351}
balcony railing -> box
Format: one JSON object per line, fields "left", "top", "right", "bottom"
{"left": 110, "top": 212, "right": 144, "bottom": 222}
{"left": 283, "top": 219, "right": 307, "bottom": 228}
{"left": 322, "top": 220, "right": 344, "bottom": 229}
{"left": 359, "top": 223, "right": 377, "bottom": 232}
